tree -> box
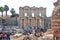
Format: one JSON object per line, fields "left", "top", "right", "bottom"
{"left": 4, "top": 5, "right": 9, "bottom": 16}
{"left": 0, "top": 7, "right": 4, "bottom": 16}
{"left": 10, "top": 8, "right": 19, "bottom": 26}
{"left": 10, "top": 8, "right": 15, "bottom": 16}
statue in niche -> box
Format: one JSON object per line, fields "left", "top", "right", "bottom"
{"left": 57, "top": 9, "right": 60, "bottom": 16}
{"left": 52, "top": 8, "right": 60, "bottom": 16}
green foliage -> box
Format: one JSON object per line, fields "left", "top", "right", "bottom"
{"left": 14, "top": 14, "right": 19, "bottom": 17}
{"left": 0, "top": 7, "right": 4, "bottom": 12}
{"left": 0, "top": 5, "right": 19, "bottom": 17}
{"left": 11, "top": 14, "right": 19, "bottom": 17}
{"left": 10, "top": 8, "right": 15, "bottom": 15}
{"left": 11, "top": 14, "right": 15, "bottom": 17}
{"left": 4, "top": 5, "right": 9, "bottom": 16}
{"left": 4, "top": 5, "right": 9, "bottom": 11}
{"left": 0, "top": 7, "right": 4, "bottom": 16}
{"left": 10, "top": 8, "right": 19, "bottom": 17}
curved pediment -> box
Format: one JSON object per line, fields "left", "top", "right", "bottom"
{"left": 24, "top": 6, "right": 30, "bottom": 9}
{"left": 31, "top": 6, "right": 37, "bottom": 10}
{"left": 39, "top": 7, "right": 44, "bottom": 10}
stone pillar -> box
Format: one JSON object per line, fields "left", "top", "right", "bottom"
{"left": 28, "top": 19, "right": 32, "bottom": 27}
{"left": 51, "top": 0, "right": 60, "bottom": 40}
{"left": 36, "top": 18, "right": 39, "bottom": 27}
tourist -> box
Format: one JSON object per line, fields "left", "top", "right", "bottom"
{"left": 1, "top": 32, "right": 7, "bottom": 40}
{"left": 0, "top": 32, "right": 2, "bottom": 40}
{"left": 6, "top": 32, "right": 10, "bottom": 40}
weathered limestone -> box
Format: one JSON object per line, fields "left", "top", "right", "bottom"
{"left": 51, "top": 0, "right": 60, "bottom": 40}
{"left": 19, "top": 6, "right": 46, "bottom": 29}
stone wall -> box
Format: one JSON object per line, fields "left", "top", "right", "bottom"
{"left": 19, "top": 6, "right": 47, "bottom": 29}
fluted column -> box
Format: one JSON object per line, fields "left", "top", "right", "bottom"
{"left": 36, "top": 19, "right": 39, "bottom": 27}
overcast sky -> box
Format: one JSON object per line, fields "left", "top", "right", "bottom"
{"left": 0, "top": 0, "right": 57, "bottom": 17}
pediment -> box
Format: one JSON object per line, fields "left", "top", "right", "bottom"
{"left": 24, "top": 6, "right": 30, "bottom": 9}
{"left": 31, "top": 6, "right": 37, "bottom": 10}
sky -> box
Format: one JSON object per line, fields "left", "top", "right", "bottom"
{"left": 0, "top": 0, "right": 57, "bottom": 17}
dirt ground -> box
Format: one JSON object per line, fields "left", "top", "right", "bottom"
{"left": 10, "top": 35, "right": 38, "bottom": 40}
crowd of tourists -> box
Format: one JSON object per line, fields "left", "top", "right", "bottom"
{"left": 22, "top": 26, "right": 47, "bottom": 36}
{"left": 0, "top": 26, "right": 47, "bottom": 40}
{"left": 0, "top": 32, "right": 10, "bottom": 40}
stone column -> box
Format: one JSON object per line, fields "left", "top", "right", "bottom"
{"left": 51, "top": 0, "right": 60, "bottom": 40}
{"left": 36, "top": 18, "right": 39, "bottom": 27}
{"left": 29, "top": 19, "right": 32, "bottom": 27}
